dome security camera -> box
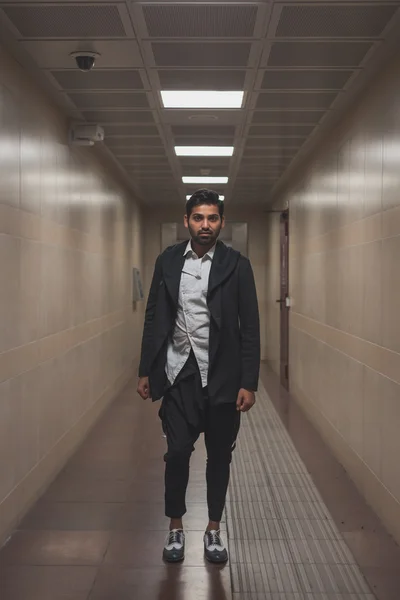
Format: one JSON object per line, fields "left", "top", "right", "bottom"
{"left": 70, "top": 51, "right": 100, "bottom": 72}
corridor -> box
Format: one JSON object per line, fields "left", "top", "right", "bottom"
{"left": 2, "top": 1, "right": 400, "bottom": 600}
{"left": 1, "top": 364, "right": 399, "bottom": 600}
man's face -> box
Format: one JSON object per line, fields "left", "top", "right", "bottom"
{"left": 184, "top": 204, "right": 224, "bottom": 246}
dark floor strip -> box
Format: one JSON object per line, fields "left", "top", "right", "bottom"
{"left": 245, "top": 362, "right": 400, "bottom": 600}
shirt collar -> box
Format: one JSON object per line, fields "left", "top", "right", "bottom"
{"left": 184, "top": 240, "right": 215, "bottom": 260}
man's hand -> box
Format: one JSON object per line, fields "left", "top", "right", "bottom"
{"left": 137, "top": 377, "right": 151, "bottom": 400}
{"left": 236, "top": 388, "right": 255, "bottom": 412}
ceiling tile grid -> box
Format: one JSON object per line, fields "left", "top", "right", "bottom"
{"left": 141, "top": 4, "right": 259, "bottom": 38}
{"left": 274, "top": 4, "right": 399, "bottom": 38}
{"left": 68, "top": 91, "right": 151, "bottom": 109}
{"left": 1, "top": 4, "right": 128, "bottom": 38}
{"left": 158, "top": 69, "right": 247, "bottom": 91}
{"left": 148, "top": 41, "right": 254, "bottom": 68}
{"left": 0, "top": 1, "right": 399, "bottom": 205}
{"left": 50, "top": 69, "right": 146, "bottom": 91}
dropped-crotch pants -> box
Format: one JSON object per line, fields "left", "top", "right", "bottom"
{"left": 159, "top": 351, "right": 240, "bottom": 522}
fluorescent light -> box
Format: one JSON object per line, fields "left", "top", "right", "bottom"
{"left": 183, "top": 176, "right": 228, "bottom": 184}
{"left": 186, "top": 195, "right": 224, "bottom": 201}
{"left": 175, "top": 146, "right": 234, "bottom": 157}
{"left": 161, "top": 90, "right": 244, "bottom": 109}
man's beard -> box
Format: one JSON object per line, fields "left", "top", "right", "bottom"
{"left": 188, "top": 223, "right": 221, "bottom": 246}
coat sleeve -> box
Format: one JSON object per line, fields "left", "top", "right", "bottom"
{"left": 238, "top": 257, "right": 260, "bottom": 391}
{"left": 138, "top": 254, "right": 162, "bottom": 377}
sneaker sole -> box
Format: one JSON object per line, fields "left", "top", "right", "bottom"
{"left": 163, "top": 551, "right": 185, "bottom": 563}
{"left": 204, "top": 551, "right": 228, "bottom": 564}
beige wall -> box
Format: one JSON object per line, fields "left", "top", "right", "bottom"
{"left": 0, "top": 46, "right": 144, "bottom": 544}
{"left": 273, "top": 54, "right": 400, "bottom": 543}
{"left": 142, "top": 206, "right": 269, "bottom": 361}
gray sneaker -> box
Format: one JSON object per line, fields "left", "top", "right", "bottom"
{"left": 204, "top": 530, "right": 228, "bottom": 563}
{"left": 163, "top": 529, "right": 185, "bottom": 562}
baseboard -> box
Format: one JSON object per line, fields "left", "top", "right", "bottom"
{"left": 0, "top": 361, "right": 136, "bottom": 547}
{"left": 291, "top": 381, "right": 400, "bottom": 547}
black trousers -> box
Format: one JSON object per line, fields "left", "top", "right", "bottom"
{"left": 159, "top": 353, "right": 240, "bottom": 522}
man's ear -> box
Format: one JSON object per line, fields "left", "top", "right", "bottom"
{"left": 221, "top": 216, "right": 225, "bottom": 229}
{"left": 184, "top": 214, "right": 188, "bottom": 229}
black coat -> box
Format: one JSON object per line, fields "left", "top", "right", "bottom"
{"left": 138, "top": 240, "right": 260, "bottom": 405}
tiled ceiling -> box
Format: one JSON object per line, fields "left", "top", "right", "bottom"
{"left": 1, "top": 1, "right": 400, "bottom": 206}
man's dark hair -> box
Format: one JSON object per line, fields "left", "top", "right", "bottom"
{"left": 186, "top": 189, "right": 224, "bottom": 218}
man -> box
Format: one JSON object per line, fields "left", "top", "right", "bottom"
{"left": 137, "top": 189, "right": 260, "bottom": 563}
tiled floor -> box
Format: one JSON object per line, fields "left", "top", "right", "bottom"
{"left": 0, "top": 381, "right": 231, "bottom": 600}
{"left": 0, "top": 365, "right": 399, "bottom": 600}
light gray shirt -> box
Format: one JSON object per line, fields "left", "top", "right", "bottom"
{"left": 166, "top": 241, "right": 215, "bottom": 388}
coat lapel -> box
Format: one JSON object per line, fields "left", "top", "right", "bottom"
{"left": 208, "top": 242, "right": 240, "bottom": 368}
{"left": 208, "top": 241, "right": 240, "bottom": 297}
{"left": 161, "top": 241, "right": 187, "bottom": 306}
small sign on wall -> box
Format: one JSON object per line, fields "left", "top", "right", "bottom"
{"left": 132, "top": 268, "right": 144, "bottom": 302}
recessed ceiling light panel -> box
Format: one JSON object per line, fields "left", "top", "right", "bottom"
{"left": 182, "top": 176, "right": 228, "bottom": 184}
{"left": 161, "top": 91, "right": 244, "bottom": 109}
{"left": 186, "top": 195, "right": 224, "bottom": 201}
{"left": 175, "top": 146, "right": 234, "bottom": 157}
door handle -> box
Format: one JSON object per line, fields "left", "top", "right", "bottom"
{"left": 276, "top": 297, "right": 291, "bottom": 307}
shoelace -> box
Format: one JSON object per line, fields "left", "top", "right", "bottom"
{"left": 207, "top": 530, "right": 222, "bottom": 547}
{"left": 168, "top": 530, "right": 183, "bottom": 546}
